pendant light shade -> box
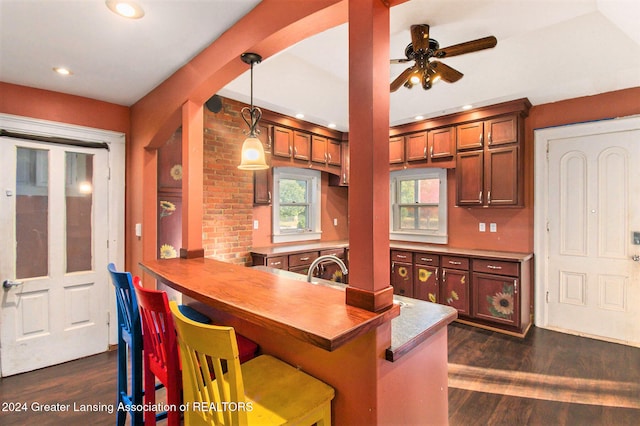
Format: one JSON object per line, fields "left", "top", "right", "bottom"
{"left": 238, "top": 136, "right": 268, "bottom": 170}
{"left": 238, "top": 52, "right": 268, "bottom": 170}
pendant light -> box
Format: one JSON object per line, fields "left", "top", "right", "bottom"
{"left": 238, "top": 52, "right": 269, "bottom": 170}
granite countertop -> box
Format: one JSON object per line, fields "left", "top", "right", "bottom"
{"left": 251, "top": 239, "right": 532, "bottom": 262}
{"left": 252, "top": 266, "right": 457, "bottom": 362}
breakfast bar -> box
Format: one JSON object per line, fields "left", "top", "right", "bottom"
{"left": 141, "top": 257, "right": 457, "bottom": 425}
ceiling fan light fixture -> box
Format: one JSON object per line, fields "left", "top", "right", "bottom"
{"left": 409, "top": 74, "right": 421, "bottom": 85}
{"left": 238, "top": 52, "right": 268, "bottom": 171}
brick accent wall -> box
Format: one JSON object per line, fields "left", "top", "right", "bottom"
{"left": 203, "top": 97, "right": 254, "bottom": 264}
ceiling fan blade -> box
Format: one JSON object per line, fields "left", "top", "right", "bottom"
{"left": 390, "top": 66, "right": 418, "bottom": 92}
{"left": 431, "top": 61, "right": 463, "bottom": 83}
{"left": 434, "top": 36, "right": 497, "bottom": 58}
{"left": 390, "top": 58, "right": 411, "bottom": 64}
{"left": 410, "top": 24, "right": 430, "bottom": 52}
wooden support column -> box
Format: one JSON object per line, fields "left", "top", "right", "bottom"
{"left": 180, "top": 100, "right": 205, "bottom": 258}
{"left": 345, "top": 0, "right": 393, "bottom": 312}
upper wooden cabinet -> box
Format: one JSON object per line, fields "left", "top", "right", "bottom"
{"left": 311, "top": 135, "right": 341, "bottom": 167}
{"left": 429, "top": 127, "right": 456, "bottom": 159}
{"left": 406, "top": 132, "right": 428, "bottom": 162}
{"left": 389, "top": 136, "right": 405, "bottom": 164}
{"left": 456, "top": 113, "right": 524, "bottom": 207}
{"left": 273, "top": 126, "right": 293, "bottom": 158}
{"left": 390, "top": 128, "right": 456, "bottom": 167}
{"left": 293, "top": 131, "right": 310, "bottom": 161}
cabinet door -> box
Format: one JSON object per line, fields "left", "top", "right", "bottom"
{"left": 429, "top": 127, "right": 455, "bottom": 159}
{"left": 341, "top": 142, "right": 349, "bottom": 185}
{"left": 485, "top": 145, "right": 520, "bottom": 206}
{"left": 391, "top": 261, "right": 413, "bottom": 297}
{"left": 327, "top": 140, "right": 341, "bottom": 166}
{"left": 456, "top": 151, "right": 484, "bottom": 206}
{"left": 256, "top": 123, "right": 272, "bottom": 153}
{"left": 485, "top": 115, "right": 517, "bottom": 147}
{"left": 473, "top": 273, "right": 520, "bottom": 327}
{"left": 405, "top": 132, "right": 428, "bottom": 162}
{"left": 389, "top": 136, "right": 405, "bottom": 164}
{"left": 273, "top": 126, "right": 293, "bottom": 158}
{"left": 457, "top": 122, "right": 484, "bottom": 150}
{"left": 414, "top": 264, "right": 439, "bottom": 303}
{"left": 311, "top": 135, "right": 328, "bottom": 164}
{"left": 293, "top": 131, "right": 310, "bottom": 161}
{"left": 442, "top": 268, "right": 470, "bottom": 315}
{"left": 253, "top": 158, "right": 272, "bottom": 204}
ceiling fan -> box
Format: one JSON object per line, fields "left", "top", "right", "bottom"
{"left": 390, "top": 24, "right": 497, "bottom": 92}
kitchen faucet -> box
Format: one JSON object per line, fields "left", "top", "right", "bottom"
{"left": 307, "top": 255, "right": 348, "bottom": 282}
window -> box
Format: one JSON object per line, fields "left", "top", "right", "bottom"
{"left": 390, "top": 168, "right": 447, "bottom": 244}
{"left": 272, "top": 167, "right": 321, "bottom": 243}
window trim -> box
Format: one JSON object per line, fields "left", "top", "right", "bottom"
{"left": 272, "top": 167, "right": 322, "bottom": 243}
{"left": 390, "top": 168, "right": 448, "bottom": 244}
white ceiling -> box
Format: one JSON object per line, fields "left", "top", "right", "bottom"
{"left": 2, "top": 0, "right": 639, "bottom": 132}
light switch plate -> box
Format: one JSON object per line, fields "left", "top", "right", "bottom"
{"left": 253, "top": 220, "right": 259, "bottom": 230}
{"left": 490, "top": 223, "right": 497, "bottom": 233}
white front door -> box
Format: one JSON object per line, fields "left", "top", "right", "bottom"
{"left": 535, "top": 117, "right": 640, "bottom": 346}
{"left": 0, "top": 137, "right": 110, "bottom": 376}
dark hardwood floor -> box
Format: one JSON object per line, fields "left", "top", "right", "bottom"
{"left": 1, "top": 324, "right": 638, "bottom": 425}
{"left": 448, "top": 323, "right": 640, "bottom": 426}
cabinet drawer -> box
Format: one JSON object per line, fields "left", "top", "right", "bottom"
{"left": 473, "top": 259, "right": 519, "bottom": 276}
{"left": 442, "top": 256, "right": 469, "bottom": 270}
{"left": 414, "top": 253, "right": 439, "bottom": 266}
{"left": 320, "top": 248, "right": 344, "bottom": 259}
{"left": 289, "top": 251, "right": 319, "bottom": 267}
{"left": 266, "top": 256, "right": 287, "bottom": 270}
{"left": 391, "top": 250, "right": 412, "bottom": 263}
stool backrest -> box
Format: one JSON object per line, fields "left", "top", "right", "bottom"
{"left": 169, "top": 301, "right": 247, "bottom": 426}
{"left": 107, "top": 262, "right": 140, "bottom": 337}
{"left": 133, "top": 277, "right": 179, "bottom": 380}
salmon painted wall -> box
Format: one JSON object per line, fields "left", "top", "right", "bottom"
{"left": 446, "top": 87, "right": 640, "bottom": 253}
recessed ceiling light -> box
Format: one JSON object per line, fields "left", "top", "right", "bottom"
{"left": 462, "top": 104, "right": 473, "bottom": 110}
{"left": 295, "top": 113, "right": 305, "bottom": 119}
{"left": 328, "top": 123, "right": 337, "bottom": 129}
{"left": 53, "top": 67, "right": 72, "bottom": 76}
{"left": 415, "top": 115, "right": 424, "bottom": 120}
{"left": 106, "top": 0, "right": 145, "bottom": 19}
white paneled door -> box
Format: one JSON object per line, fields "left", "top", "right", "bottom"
{"left": 0, "top": 138, "right": 109, "bottom": 376}
{"left": 536, "top": 117, "right": 640, "bottom": 346}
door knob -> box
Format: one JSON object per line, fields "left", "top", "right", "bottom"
{"left": 3, "top": 280, "right": 23, "bottom": 289}
{"left": 632, "top": 255, "right": 640, "bottom": 262}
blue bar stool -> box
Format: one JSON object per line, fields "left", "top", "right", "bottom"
{"left": 108, "top": 263, "right": 143, "bottom": 426}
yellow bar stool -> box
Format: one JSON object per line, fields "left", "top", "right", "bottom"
{"left": 169, "top": 301, "right": 335, "bottom": 425}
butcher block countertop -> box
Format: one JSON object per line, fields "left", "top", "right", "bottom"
{"left": 140, "top": 257, "right": 400, "bottom": 352}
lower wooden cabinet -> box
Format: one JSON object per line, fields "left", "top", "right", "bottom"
{"left": 391, "top": 251, "right": 413, "bottom": 297}
{"left": 472, "top": 273, "right": 520, "bottom": 327}
{"left": 390, "top": 247, "right": 533, "bottom": 337}
{"left": 251, "top": 246, "right": 347, "bottom": 283}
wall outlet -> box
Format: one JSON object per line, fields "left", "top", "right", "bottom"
{"left": 479, "top": 222, "right": 486, "bottom": 232}
{"left": 490, "top": 223, "right": 497, "bottom": 233}
{"left": 135, "top": 223, "right": 142, "bottom": 237}
{"left": 253, "top": 220, "right": 259, "bottom": 230}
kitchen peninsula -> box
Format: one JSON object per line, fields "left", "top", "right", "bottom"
{"left": 141, "top": 257, "right": 456, "bottom": 425}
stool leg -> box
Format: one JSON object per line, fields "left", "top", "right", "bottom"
{"left": 143, "top": 362, "right": 156, "bottom": 426}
